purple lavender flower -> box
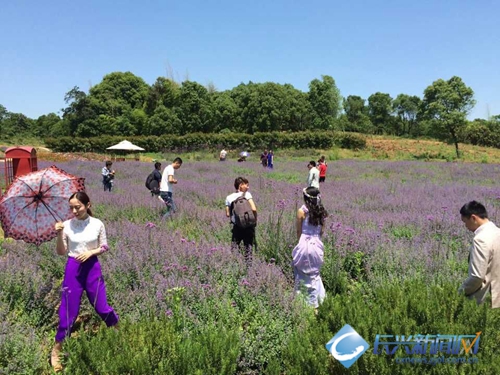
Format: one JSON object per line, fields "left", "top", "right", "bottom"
{"left": 145, "top": 222, "right": 156, "bottom": 229}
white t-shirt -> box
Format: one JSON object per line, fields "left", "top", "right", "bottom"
{"left": 62, "top": 216, "right": 107, "bottom": 258}
{"left": 225, "top": 191, "right": 253, "bottom": 223}
{"left": 160, "top": 164, "right": 175, "bottom": 192}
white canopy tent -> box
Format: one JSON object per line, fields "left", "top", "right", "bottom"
{"left": 106, "top": 140, "right": 145, "bottom": 161}
{"left": 106, "top": 140, "right": 145, "bottom": 151}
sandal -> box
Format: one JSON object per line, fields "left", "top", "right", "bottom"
{"left": 50, "top": 349, "right": 63, "bottom": 373}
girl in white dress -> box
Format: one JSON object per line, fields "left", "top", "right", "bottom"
{"left": 292, "top": 187, "right": 328, "bottom": 308}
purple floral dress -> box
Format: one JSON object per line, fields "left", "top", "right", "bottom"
{"left": 292, "top": 205, "right": 326, "bottom": 307}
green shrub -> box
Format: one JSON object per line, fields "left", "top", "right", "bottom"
{"left": 44, "top": 131, "right": 366, "bottom": 153}
{"left": 63, "top": 317, "right": 240, "bottom": 375}
{"left": 0, "top": 308, "right": 48, "bottom": 375}
{"left": 336, "top": 133, "right": 367, "bottom": 150}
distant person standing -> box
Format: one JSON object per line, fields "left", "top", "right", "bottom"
{"left": 260, "top": 150, "right": 268, "bottom": 168}
{"left": 318, "top": 157, "right": 327, "bottom": 183}
{"left": 101, "top": 161, "right": 115, "bottom": 192}
{"left": 267, "top": 150, "right": 274, "bottom": 169}
{"left": 160, "top": 157, "right": 183, "bottom": 219}
{"left": 307, "top": 161, "right": 320, "bottom": 189}
{"left": 220, "top": 149, "right": 227, "bottom": 162}
{"left": 458, "top": 201, "right": 500, "bottom": 308}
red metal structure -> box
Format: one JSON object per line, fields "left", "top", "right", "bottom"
{"left": 4, "top": 146, "right": 38, "bottom": 188}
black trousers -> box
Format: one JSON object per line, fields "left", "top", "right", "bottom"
{"left": 231, "top": 225, "right": 255, "bottom": 265}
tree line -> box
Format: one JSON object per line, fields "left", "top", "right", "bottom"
{"left": 1, "top": 72, "right": 499, "bottom": 156}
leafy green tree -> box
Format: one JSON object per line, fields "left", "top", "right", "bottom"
{"left": 66, "top": 72, "right": 150, "bottom": 137}
{"left": 145, "top": 105, "right": 182, "bottom": 136}
{"left": 0, "top": 109, "right": 35, "bottom": 138}
{"left": 230, "top": 82, "right": 257, "bottom": 133}
{"left": 35, "top": 113, "right": 62, "bottom": 137}
{"left": 113, "top": 115, "right": 135, "bottom": 136}
{"left": 144, "top": 77, "right": 180, "bottom": 116}
{"left": 211, "top": 91, "right": 240, "bottom": 133}
{"left": 176, "top": 81, "right": 213, "bottom": 134}
{"left": 459, "top": 116, "right": 500, "bottom": 148}
{"left": 490, "top": 115, "right": 500, "bottom": 127}
{"left": 129, "top": 108, "right": 148, "bottom": 135}
{"left": 282, "top": 84, "right": 314, "bottom": 132}
{"left": 228, "top": 82, "right": 313, "bottom": 134}
{"left": 0, "top": 104, "right": 12, "bottom": 138}
{"left": 49, "top": 119, "right": 71, "bottom": 137}
{"left": 90, "top": 72, "right": 149, "bottom": 114}
{"left": 392, "top": 94, "right": 421, "bottom": 136}
{"left": 244, "top": 82, "right": 288, "bottom": 133}
{"left": 62, "top": 86, "right": 98, "bottom": 136}
{"left": 459, "top": 119, "right": 496, "bottom": 147}
{"left": 368, "top": 92, "right": 393, "bottom": 134}
{"left": 308, "top": 75, "right": 342, "bottom": 129}
{"left": 343, "top": 95, "right": 373, "bottom": 133}
{"left": 0, "top": 104, "right": 7, "bottom": 121}
{"left": 420, "top": 76, "right": 475, "bottom": 158}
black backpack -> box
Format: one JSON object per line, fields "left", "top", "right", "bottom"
{"left": 232, "top": 193, "right": 256, "bottom": 228}
{"left": 145, "top": 172, "right": 155, "bottom": 190}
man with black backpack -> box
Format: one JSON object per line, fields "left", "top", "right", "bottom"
{"left": 225, "top": 177, "right": 258, "bottom": 266}
{"left": 145, "top": 162, "right": 162, "bottom": 197}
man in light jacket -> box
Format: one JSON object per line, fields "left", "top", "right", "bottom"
{"left": 459, "top": 201, "right": 500, "bottom": 308}
{"left": 307, "top": 161, "right": 320, "bottom": 189}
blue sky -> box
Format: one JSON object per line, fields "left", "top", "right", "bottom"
{"left": 1, "top": 0, "right": 498, "bottom": 120}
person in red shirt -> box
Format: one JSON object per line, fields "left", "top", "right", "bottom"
{"left": 318, "top": 156, "right": 327, "bottom": 183}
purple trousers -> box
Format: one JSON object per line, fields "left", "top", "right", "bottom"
{"left": 55, "top": 256, "right": 119, "bottom": 342}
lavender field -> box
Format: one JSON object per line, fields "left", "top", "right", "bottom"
{"left": 1, "top": 158, "right": 500, "bottom": 374}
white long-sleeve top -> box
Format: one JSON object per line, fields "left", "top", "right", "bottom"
{"left": 62, "top": 216, "right": 107, "bottom": 258}
{"left": 307, "top": 167, "right": 320, "bottom": 189}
